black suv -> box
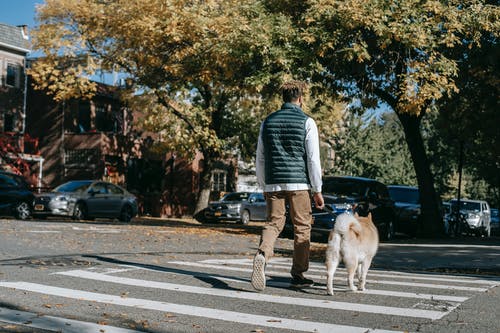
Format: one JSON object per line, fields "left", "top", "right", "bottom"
{"left": 322, "top": 176, "right": 396, "bottom": 240}
{"left": 387, "top": 185, "right": 420, "bottom": 237}
{"left": 0, "top": 171, "right": 34, "bottom": 220}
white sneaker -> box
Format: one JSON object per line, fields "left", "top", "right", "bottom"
{"left": 251, "top": 252, "right": 266, "bottom": 291}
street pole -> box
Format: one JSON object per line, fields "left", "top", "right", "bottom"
{"left": 455, "top": 140, "right": 464, "bottom": 235}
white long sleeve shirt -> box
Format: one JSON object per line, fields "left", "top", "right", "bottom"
{"left": 256, "top": 117, "right": 323, "bottom": 193}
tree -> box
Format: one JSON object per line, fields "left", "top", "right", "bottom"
{"left": 435, "top": 26, "right": 500, "bottom": 208}
{"left": 329, "top": 110, "right": 416, "bottom": 185}
{"left": 29, "top": 0, "right": 298, "bottom": 213}
{"left": 269, "top": 0, "right": 499, "bottom": 236}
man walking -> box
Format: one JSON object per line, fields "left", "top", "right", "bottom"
{"left": 251, "top": 80, "right": 324, "bottom": 291}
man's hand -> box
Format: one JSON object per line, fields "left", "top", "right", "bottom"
{"left": 313, "top": 192, "right": 324, "bottom": 210}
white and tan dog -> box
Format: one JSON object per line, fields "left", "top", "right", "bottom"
{"left": 325, "top": 212, "right": 379, "bottom": 295}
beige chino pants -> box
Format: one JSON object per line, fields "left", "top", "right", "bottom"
{"left": 258, "top": 190, "right": 312, "bottom": 278}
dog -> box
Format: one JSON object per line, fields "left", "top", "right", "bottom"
{"left": 325, "top": 212, "right": 379, "bottom": 295}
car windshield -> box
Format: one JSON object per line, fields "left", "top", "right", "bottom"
{"left": 54, "top": 181, "right": 93, "bottom": 193}
{"left": 323, "top": 179, "right": 367, "bottom": 197}
{"left": 221, "top": 192, "right": 250, "bottom": 202}
{"left": 388, "top": 187, "right": 419, "bottom": 204}
{"left": 451, "top": 200, "right": 481, "bottom": 212}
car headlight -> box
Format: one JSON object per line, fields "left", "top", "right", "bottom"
{"left": 467, "top": 214, "right": 480, "bottom": 226}
{"left": 55, "top": 196, "right": 68, "bottom": 202}
{"left": 226, "top": 204, "right": 240, "bottom": 209}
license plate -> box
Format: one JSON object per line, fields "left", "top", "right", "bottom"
{"left": 214, "top": 212, "right": 222, "bottom": 217}
{"left": 34, "top": 204, "right": 45, "bottom": 211}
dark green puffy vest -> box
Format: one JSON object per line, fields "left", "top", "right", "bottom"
{"left": 262, "top": 103, "right": 309, "bottom": 185}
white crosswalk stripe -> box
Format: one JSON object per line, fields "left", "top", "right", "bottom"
{"left": 0, "top": 306, "right": 141, "bottom": 333}
{"left": 167, "top": 260, "right": 491, "bottom": 292}
{"left": 0, "top": 257, "right": 498, "bottom": 333}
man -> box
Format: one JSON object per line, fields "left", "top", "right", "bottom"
{"left": 251, "top": 80, "right": 324, "bottom": 291}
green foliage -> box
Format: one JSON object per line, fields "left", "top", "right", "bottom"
{"left": 329, "top": 110, "right": 416, "bottom": 185}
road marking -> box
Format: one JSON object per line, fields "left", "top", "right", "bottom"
{"left": 204, "top": 259, "right": 499, "bottom": 286}
{"left": 169, "top": 261, "right": 490, "bottom": 292}
{"left": 26, "top": 230, "right": 61, "bottom": 233}
{"left": 71, "top": 226, "right": 122, "bottom": 233}
{"left": 0, "top": 306, "right": 140, "bottom": 333}
{"left": 0, "top": 282, "right": 401, "bottom": 333}
{"left": 124, "top": 264, "right": 469, "bottom": 303}
{"left": 56, "top": 269, "right": 448, "bottom": 319}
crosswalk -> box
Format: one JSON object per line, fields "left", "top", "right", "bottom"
{"left": 1, "top": 257, "right": 498, "bottom": 332}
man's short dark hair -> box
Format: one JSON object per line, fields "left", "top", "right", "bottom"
{"left": 281, "top": 80, "right": 306, "bottom": 103}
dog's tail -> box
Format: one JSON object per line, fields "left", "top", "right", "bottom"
{"left": 333, "top": 212, "right": 362, "bottom": 239}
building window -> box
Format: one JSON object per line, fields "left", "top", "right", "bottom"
{"left": 65, "top": 149, "right": 99, "bottom": 166}
{"left": 95, "top": 104, "right": 117, "bottom": 132}
{"left": 95, "top": 104, "right": 107, "bottom": 132}
{"left": 77, "top": 101, "right": 91, "bottom": 133}
{"left": 6, "top": 63, "right": 20, "bottom": 87}
{"left": 212, "top": 170, "right": 227, "bottom": 192}
{"left": 3, "top": 113, "right": 15, "bottom": 132}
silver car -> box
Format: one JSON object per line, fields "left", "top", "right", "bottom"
{"left": 239, "top": 192, "right": 267, "bottom": 224}
{"left": 33, "top": 180, "right": 138, "bottom": 222}
{"left": 450, "top": 199, "right": 491, "bottom": 237}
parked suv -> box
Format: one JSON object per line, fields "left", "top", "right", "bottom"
{"left": 0, "top": 171, "right": 34, "bottom": 220}
{"left": 322, "top": 176, "right": 396, "bottom": 240}
{"left": 387, "top": 185, "right": 420, "bottom": 237}
{"left": 450, "top": 199, "right": 491, "bottom": 237}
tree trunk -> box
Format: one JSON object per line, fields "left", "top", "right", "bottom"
{"left": 193, "top": 151, "right": 215, "bottom": 215}
{"left": 397, "top": 112, "right": 444, "bottom": 237}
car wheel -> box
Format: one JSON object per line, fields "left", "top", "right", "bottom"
{"left": 14, "top": 201, "right": 31, "bottom": 220}
{"left": 119, "top": 205, "right": 133, "bottom": 223}
{"left": 484, "top": 224, "right": 491, "bottom": 237}
{"left": 382, "top": 219, "right": 395, "bottom": 241}
{"left": 241, "top": 209, "right": 250, "bottom": 225}
{"left": 73, "top": 202, "right": 87, "bottom": 220}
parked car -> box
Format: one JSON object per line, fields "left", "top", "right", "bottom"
{"left": 33, "top": 180, "right": 138, "bottom": 222}
{"left": 442, "top": 201, "right": 452, "bottom": 235}
{"left": 322, "top": 176, "right": 396, "bottom": 240}
{"left": 449, "top": 199, "right": 491, "bottom": 237}
{"left": 239, "top": 192, "right": 267, "bottom": 224}
{"left": 387, "top": 185, "right": 420, "bottom": 237}
{"left": 200, "top": 192, "right": 260, "bottom": 224}
{"left": 0, "top": 171, "right": 34, "bottom": 220}
{"left": 490, "top": 208, "right": 499, "bottom": 235}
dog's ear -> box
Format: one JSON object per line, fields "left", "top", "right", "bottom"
{"left": 354, "top": 212, "right": 359, "bottom": 218}
{"left": 367, "top": 212, "right": 372, "bottom": 220}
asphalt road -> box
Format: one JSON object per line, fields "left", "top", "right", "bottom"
{"left": 0, "top": 216, "right": 499, "bottom": 333}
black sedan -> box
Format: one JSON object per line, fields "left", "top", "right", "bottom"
{"left": 388, "top": 185, "right": 420, "bottom": 237}
{"left": 33, "top": 180, "right": 138, "bottom": 222}
{"left": 0, "top": 171, "right": 34, "bottom": 220}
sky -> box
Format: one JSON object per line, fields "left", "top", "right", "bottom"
{"left": 0, "top": 0, "right": 121, "bottom": 84}
{"left": 0, "top": 0, "right": 41, "bottom": 28}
